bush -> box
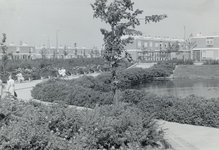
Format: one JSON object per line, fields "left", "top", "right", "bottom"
{"left": 31, "top": 77, "right": 114, "bottom": 108}
{"left": 203, "top": 60, "right": 219, "bottom": 65}
{"left": 0, "top": 97, "right": 170, "bottom": 150}
{"left": 31, "top": 79, "right": 72, "bottom": 103}
{"left": 120, "top": 90, "right": 219, "bottom": 128}
{"left": 32, "top": 61, "right": 177, "bottom": 107}
{"left": 158, "top": 59, "right": 194, "bottom": 65}
{"left": 116, "top": 62, "right": 176, "bottom": 89}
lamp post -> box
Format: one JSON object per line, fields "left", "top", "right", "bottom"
{"left": 42, "top": 35, "right": 50, "bottom": 49}
{"left": 56, "top": 30, "right": 61, "bottom": 58}
{"left": 43, "top": 35, "right": 50, "bottom": 58}
{"left": 183, "top": 26, "right": 186, "bottom": 61}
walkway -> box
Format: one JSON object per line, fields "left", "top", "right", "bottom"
{"left": 134, "top": 62, "right": 157, "bottom": 68}
{"left": 5, "top": 73, "right": 219, "bottom": 150}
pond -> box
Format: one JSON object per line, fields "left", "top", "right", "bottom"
{"left": 136, "top": 79, "right": 219, "bottom": 99}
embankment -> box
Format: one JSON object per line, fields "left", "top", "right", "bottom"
{"left": 172, "top": 65, "right": 219, "bottom": 79}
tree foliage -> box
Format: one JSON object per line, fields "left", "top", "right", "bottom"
{"left": 91, "top": 0, "right": 167, "bottom": 103}
{"left": 63, "top": 45, "right": 68, "bottom": 56}
{"left": 185, "top": 38, "right": 197, "bottom": 51}
{"left": 91, "top": 0, "right": 143, "bottom": 69}
{"left": 166, "top": 41, "right": 180, "bottom": 53}
{"left": 0, "top": 33, "right": 8, "bottom": 74}
{"left": 91, "top": 0, "right": 167, "bottom": 71}
{"left": 40, "top": 46, "right": 48, "bottom": 59}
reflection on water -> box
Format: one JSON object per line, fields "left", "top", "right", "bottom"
{"left": 136, "top": 79, "right": 219, "bottom": 99}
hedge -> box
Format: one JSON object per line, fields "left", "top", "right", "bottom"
{"left": 120, "top": 89, "right": 219, "bottom": 128}
{"left": 0, "top": 97, "right": 170, "bottom": 149}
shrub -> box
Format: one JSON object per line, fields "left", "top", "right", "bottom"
{"left": 120, "top": 90, "right": 219, "bottom": 128}
{"left": 203, "top": 60, "right": 219, "bottom": 65}
{"left": 0, "top": 97, "right": 170, "bottom": 150}
{"left": 158, "top": 59, "right": 194, "bottom": 65}
{"left": 0, "top": 97, "right": 78, "bottom": 149}
{"left": 31, "top": 79, "right": 72, "bottom": 103}
{"left": 31, "top": 77, "right": 114, "bottom": 108}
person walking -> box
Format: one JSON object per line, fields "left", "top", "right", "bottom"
{"left": 7, "top": 74, "right": 16, "bottom": 97}
{"left": 0, "top": 77, "right": 3, "bottom": 100}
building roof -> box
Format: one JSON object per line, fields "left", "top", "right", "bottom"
{"left": 192, "top": 35, "right": 219, "bottom": 38}
{"left": 121, "top": 35, "right": 184, "bottom": 42}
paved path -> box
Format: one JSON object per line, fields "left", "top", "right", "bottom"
{"left": 135, "top": 62, "right": 157, "bottom": 68}
{"left": 160, "top": 121, "right": 219, "bottom": 150}
{"left": 4, "top": 72, "right": 219, "bottom": 150}
{"left": 4, "top": 73, "right": 100, "bottom": 100}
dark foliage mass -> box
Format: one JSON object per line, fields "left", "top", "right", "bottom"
{"left": 1, "top": 58, "right": 123, "bottom": 82}
{"left": 31, "top": 59, "right": 219, "bottom": 129}
{"left": 203, "top": 60, "right": 219, "bottom": 65}
{"left": 31, "top": 61, "right": 176, "bottom": 107}
{"left": 0, "top": 97, "right": 169, "bottom": 150}
{"left": 120, "top": 90, "right": 219, "bottom": 128}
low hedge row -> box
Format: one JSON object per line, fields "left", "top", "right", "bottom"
{"left": 32, "top": 76, "right": 219, "bottom": 129}
{"left": 203, "top": 60, "right": 219, "bottom": 65}
{"left": 0, "top": 97, "right": 169, "bottom": 149}
{"left": 120, "top": 90, "right": 219, "bottom": 128}
{"left": 4, "top": 58, "right": 133, "bottom": 79}
{"left": 32, "top": 61, "right": 176, "bottom": 107}
{"left": 159, "top": 59, "right": 194, "bottom": 65}
{"left": 31, "top": 77, "right": 114, "bottom": 108}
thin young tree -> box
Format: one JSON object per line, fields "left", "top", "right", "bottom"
{"left": 40, "top": 45, "right": 48, "bottom": 59}
{"left": 91, "top": 0, "right": 167, "bottom": 104}
{"left": 0, "top": 33, "right": 8, "bottom": 75}
{"left": 185, "top": 34, "right": 197, "bottom": 60}
{"left": 166, "top": 41, "right": 180, "bottom": 60}
{"left": 63, "top": 45, "right": 69, "bottom": 58}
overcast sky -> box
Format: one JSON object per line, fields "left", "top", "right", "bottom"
{"left": 0, "top": 0, "right": 219, "bottom": 49}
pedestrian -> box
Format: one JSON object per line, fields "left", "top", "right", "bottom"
{"left": 0, "top": 77, "right": 3, "bottom": 100}
{"left": 16, "top": 71, "right": 24, "bottom": 83}
{"left": 7, "top": 74, "right": 16, "bottom": 97}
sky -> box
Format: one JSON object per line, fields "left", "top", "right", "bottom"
{"left": 0, "top": 0, "right": 219, "bottom": 49}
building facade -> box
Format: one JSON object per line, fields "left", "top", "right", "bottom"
{"left": 124, "top": 35, "right": 186, "bottom": 61}
{"left": 34, "top": 46, "right": 102, "bottom": 59}
{"left": 2, "top": 43, "right": 35, "bottom": 60}
{"left": 191, "top": 34, "right": 219, "bottom": 61}
{"left": 0, "top": 43, "right": 102, "bottom": 60}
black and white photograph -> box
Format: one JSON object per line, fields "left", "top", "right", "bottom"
{"left": 0, "top": 0, "right": 219, "bottom": 149}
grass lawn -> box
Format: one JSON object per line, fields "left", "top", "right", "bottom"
{"left": 173, "top": 65, "right": 219, "bottom": 79}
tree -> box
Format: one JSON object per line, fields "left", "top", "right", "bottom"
{"left": 91, "top": 0, "right": 167, "bottom": 104}
{"left": 63, "top": 45, "right": 68, "bottom": 58}
{"left": 0, "top": 33, "right": 8, "bottom": 74}
{"left": 40, "top": 45, "right": 48, "bottom": 59}
{"left": 166, "top": 41, "right": 180, "bottom": 60}
{"left": 185, "top": 34, "right": 197, "bottom": 60}
{"left": 140, "top": 45, "right": 149, "bottom": 62}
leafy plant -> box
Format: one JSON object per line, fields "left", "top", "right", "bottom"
{"left": 91, "top": 0, "right": 167, "bottom": 104}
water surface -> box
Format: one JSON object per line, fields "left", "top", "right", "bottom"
{"left": 136, "top": 79, "right": 219, "bottom": 99}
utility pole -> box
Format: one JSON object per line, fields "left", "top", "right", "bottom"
{"left": 56, "top": 30, "right": 60, "bottom": 58}
{"left": 183, "top": 26, "right": 186, "bottom": 61}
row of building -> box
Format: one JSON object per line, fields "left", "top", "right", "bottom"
{"left": 124, "top": 34, "right": 219, "bottom": 62}
{"left": 1, "top": 44, "right": 102, "bottom": 60}
{"left": 1, "top": 33, "right": 219, "bottom": 62}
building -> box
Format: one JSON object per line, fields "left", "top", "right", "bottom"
{"left": 34, "top": 45, "right": 102, "bottom": 59}
{"left": 191, "top": 34, "right": 219, "bottom": 61}
{"left": 124, "top": 35, "right": 185, "bottom": 61}
{"left": 3, "top": 42, "right": 35, "bottom": 60}
{"left": 0, "top": 42, "right": 102, "bottom": 60}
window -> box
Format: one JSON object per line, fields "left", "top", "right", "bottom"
{"left": 155, "top": 42, "right": 159, "bottom": 47}
{"left": 164, "top": 43, "right": 167, "bottom": 47}
{"left": 137, "top": 41, "right": 141, "bottom": 47}
{"left": 159, "top": 42, "right": 163, "bottom": 48}
{"left": 144, "top": 42, "right": 148, "bottom": 47}
{"left": 206, "top": 37, "right": 214, "bottom": 47}
{"left": 149, "top": 42, "right": 153, "bottom": 47}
